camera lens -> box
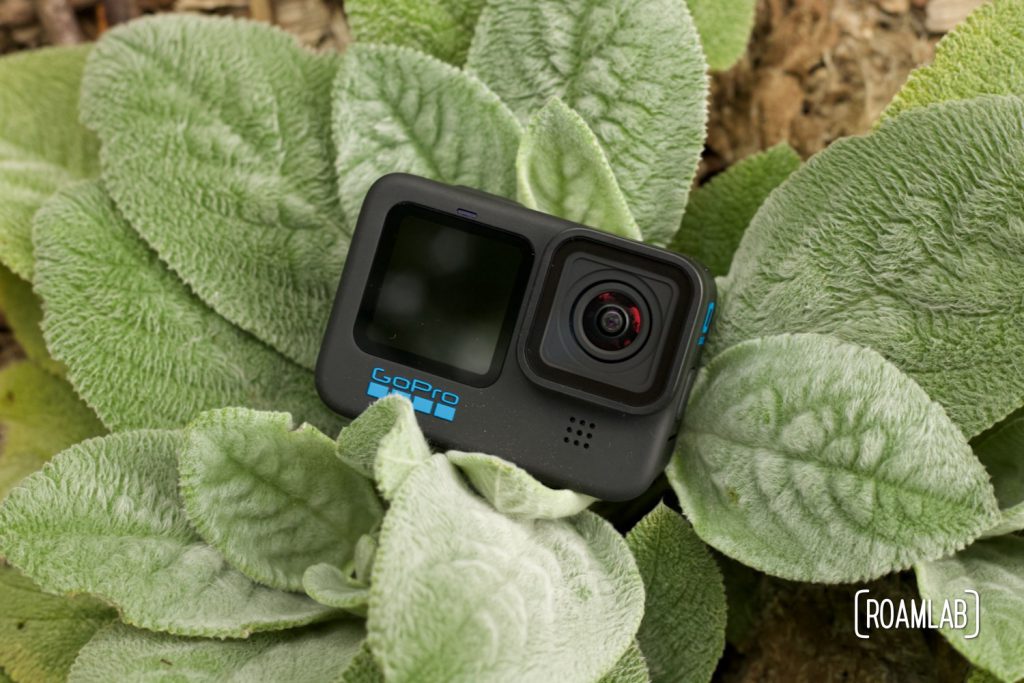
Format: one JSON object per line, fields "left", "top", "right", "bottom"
{"left": 573, "top": 286, "right": 648, "bottom": 360}
{"left": 597, "top": 305, "right": 628, "bottom": 336}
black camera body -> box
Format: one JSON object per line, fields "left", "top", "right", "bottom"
{"left": 317, "top": 174, "right": 715, "bottom": 500}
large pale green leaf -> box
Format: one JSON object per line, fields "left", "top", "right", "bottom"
{"left": 517, "top": 98, "right": 640, "bottom": 239}
{"left": 345, "top": 0, "right": 487, "bottom": 65}
{"left": 0, "top": 565, "right": 115, "bottom": 683}
{"left": 884, "top": 0, "right": 1024, "bottom": 119}
{"left": 0, "top": 266, "right": 62, "bottom": 376}
{"left": 916, "top": 536, "right": 1024, "bottom": 683}
{"left": 712, "top": 96, "right": 1024, "bottom": 438}
{"left": 625, "top": 504, "right": 725, "bottom": 683}
{"left": 973, "top": 410, "right": 1024, "bottom": 537}
{"left": 669, "top": 334, "right": 1000, "bottom": 583}
{"left": 446, "top": 450, "right": 595, "bottom": 519}
{"left": 598, "top": 642, "right": 649, "bottom": 683}
{"left": 80, "top": 15, "right": 345, "bottom": 370}
{"left": 32, "top": 182, "right": 341, "bottom": 435}
{"left": 0, "top": 361, "right": 105, "bottom": 500}
{"left": 0, "top": 45, "right": 98, "bottom": 281}
{"left": 467, "top": 0, "right": 708, "bottom": 245}
{"left": 303, "top": 563, "right": 370, "bottom": 613}
{"left": 0, "top": 430, "right": 339, "bottom": 637}
{"left": 368, "top": 455, "right": 644, "bottom": 683}
{"left": 670, "top": 143, "right": 800, "bottom": 276}
{"left": 68, "top": 620, "right": 365, "bottom": 683}
{"left": 684, "top": 0, "right": 757, "bottom": 71}
{"left": 179, "top": 408, "right": 382, "bottom": 592}
{"left": 333, "top": 44, "right": 521, "bottom": 223}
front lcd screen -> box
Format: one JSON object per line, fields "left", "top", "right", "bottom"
{"left": 355, "top": 204, "right": 532, "bottom": 386}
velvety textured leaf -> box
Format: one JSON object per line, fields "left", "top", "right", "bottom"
{"left": 80, "top": 15, "right": 345, "bottom": 369}
{"left": 0, "top": 266, "right": 62, "bottom": 376}
{"left": 336, "top": 396, "right": 431, "bottom": 501}
{"left": 0, "top": 430, "right": 339, "bottom": 637}
{"left": 973, "top": 410, "right": 1024, "bottom": 538}
{"left": 68, "top": 620, "right": 365, "bottom": 683}
{"left": 626, "top": 504, "right": 725, "bottom": 683}
{"left": 303, "top": 563, "right": 369, "bottom": 612}
{"left": 670, "top": 143, "right": 800, "bottom": 276}
{"left": 180, "top": 408, "right": 382, "bottom": 592}
{"left": 597, "top": 642, "right": 649, "bottom": 683}
{"left": 338, "top": 644, "right": 385, "bottom": 683}
{"left": 467, "top": 0, "right": 708, "bottom": 245}
{"left": 333, "top": 44, "right": 521, "bottom": 223}
{"left": 368, "top": 455, "right": 644, "bottom": 683}
{"left": 916, "top": 536, "right": 1024, "bottom": 683}
{"left": 0, "top": 361, "right": 105, "bottom": 500}
{"left": 517, "top": 98, "right": 640, "bottom": 240}
{"left": 712, "top": 96, "right": 1024, "bottom": 438}
{"left": 446, "top": 450, "right": 595, "bottom": 519}
{"left": 32, "top": 182, "right": 341, "bottom": 435}
{"left": 885, "top": 0, "right": 1024, "bottom": 119}
{"left": 669, "top": 334, "right": 1000, "bottom": 583}
{"left": 0, "top": 45, "right": 98, "bottom": 280}
{"left": 0, "top": 565, "right": 115, "bottom": 683}
{"left": 684, "top": 0, "right": 757, "bottom": 71}
{"left": 346, "top": 0, "right": 486, "bottom": 65}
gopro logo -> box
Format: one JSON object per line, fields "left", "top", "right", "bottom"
{"left": 366, "top": 367, "right": 461, "bottom": 421}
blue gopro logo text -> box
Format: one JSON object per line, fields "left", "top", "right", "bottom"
{"left": 366, "top": 367, "right": 460, "bottom": 421}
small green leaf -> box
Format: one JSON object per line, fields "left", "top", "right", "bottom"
{"left": 597, "top": 642, "right": 649, "bottom": 683}
{"left": 346, "top": 0, "right": 487, "bottom": 65}
{"left": 0, "top": 266, "right": 62, "bottom": 376}
{"left": 179, "top": 408, "right": 383, "bottom": 592}
{"left": 684, "top": 0, "right": 757, "bottom": 71}
{"left": 516, "top": 98, "right": 641, "bottom": 239}
{"left": 0, "top": 45, "right": 98, "bottom": 280}
{"left": 972, "top": 410, "right": 1024, "bottom": 537}
{"left": 333, "top": 44, "right": 521, "bottom": 224}
{"left": 32, "top": 182, "right": 341, "bottom": 435}
{"left": 68, "top": 620, "right": 366, "bottom": 683}
{"left": 336, "top": 396, "right": 431, "bottom": 501}
{"left": 916, "top": 536, "right": 1024, "bottom": 683}
{"left": 0, "top": 430, "right": 339, "bottom": 637}
{"left": 81, "top": 15, "right": 346, "bottom": 369}
{"left": 446, "top": 450, "right": 595, "bottom": 519}
{"left": 368, "top": 455, "right": 644, "bottom": 683}
{"left": 625, "top": 504, "right": 725, "bottom": 683}
{"left": 712, "top": 96, "right": 1024, "bottom": 438}
{"left": 303, "top": 564, "right": 370, "bottom": 613}
{"left": 338, "top": 643, "right": 385, "bottom": 683}
{"left": 467, "top": 0, "right": 708, "bottom": 245}
{"left": 0, "top": 361, "right": 105, "bottom": 500}
{"left": 0, "top": 565, "right": 115, "bottom": 683}
{"left": 353, "top": 533, "right": 378, "bottom": 586}
{"left": 884, "top": 0, "right": 1024, "bottom": 119}
{"left": 669, "top": 334, "right": 1000, "bottom": 583}
{"left": 671, "top": 143, "right": 800, "bottom": 276}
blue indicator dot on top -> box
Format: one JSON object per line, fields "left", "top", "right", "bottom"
{"left": 366, "top": 381, "right": 389, "bottom": 399}
{"left": 434, "top": 404, "right": 456, "bottom": 422}
{"left": 698, "top": 335, "right": 705, "bottom": 346}
{"left": 412, "top": 396, "right": 434, "bottom": 414}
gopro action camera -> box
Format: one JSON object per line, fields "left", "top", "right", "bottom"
{"left": 317, "top": 174, "right": 715, "bottom": 500}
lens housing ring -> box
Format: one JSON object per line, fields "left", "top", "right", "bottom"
{"left": 571, "top": 282, "right": 651, "bottom": 362}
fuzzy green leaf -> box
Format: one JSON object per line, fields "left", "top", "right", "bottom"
{"left": 446, "top": 450, "right": 595, "bottom": 519}
{"left": 712, "top": 96, "right": 1024, "bottom": 438}
{"left": 368, "top": 455, "right": 644, "bottom": 683}
{"left": 0, "top": 430, "right": 339, "bottom": 637}
{"left": 671, "top": 143, "right": 800, "bottom": 276}
{"left": 80, "top": 15, "right": 345, "bottom": 369}
{"left": 517, "top": 98, "right": 641, "bottom": 239}
{"left": 345, "top": 0, "right": 486, "bottom": 65}
{"left": 333, "top": 44, "right": 521, "bottom": 223}
{"left": 303, "top": 563, "right": 370, "bottom": 612}
{"left": 685, "top": 0, "right": 757, "bottom": 71}
{"left": 179, "top": 408, "right": 382, "bottom": 592}
{"left": 625, "top": 504, "right": 725, "bottom": 683}
{"left": 0, "top": 45, "right": 98, "bottom": 281}
{"left": 598, "top": 642, "right": 649, "bottom": 683}
{"left": 669, "top": 334, "right": 1000, "bottom": 583}
{"left": 0, "top": 361, "right": 105, "bottom": 500}
{"left": 884, "top": 0, "right": 1024, "bottom": 119}
{"left": 973, "top": 410, "right": 1024, "bottom": 538}
{"left": 0, "top": 565, "right": 115, "bottom": 683}
{"left": 916, "top": 536, "right": 1024, "bottom": 683}
{"left": 0, "top": 266, "right": 62, "bottom": 376}
{"left": 32, "top": 182, "right": 341, "bottom": 435}
{"left": 68, "top": 620, "right": 365, "bottom": 683}
{"left": 338, "top": 644, "right": 385, "bottom": 683}
{"left": 467, "top": 0, "right": 708, "bottom": 245}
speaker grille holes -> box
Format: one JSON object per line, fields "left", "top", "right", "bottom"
{"left": 564, "top": 418, "right": 596, "bottom": 448}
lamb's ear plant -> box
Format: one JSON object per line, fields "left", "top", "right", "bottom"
{"left": 0, "top": 0, "right": 1023, "bottom": 680}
